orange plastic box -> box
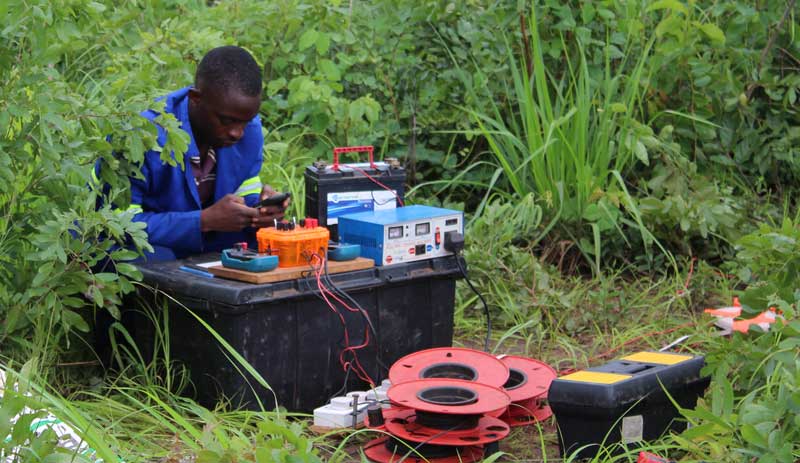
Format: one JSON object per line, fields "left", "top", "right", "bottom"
{"left": 256, "top": 226, "right": 330, "bottom": 268}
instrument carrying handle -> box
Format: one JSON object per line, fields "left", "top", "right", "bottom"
{"left": 332, "top": 146, "right": 376, "bottom": 170}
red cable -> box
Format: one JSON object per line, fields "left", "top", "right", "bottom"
{"left": 676, "top": 256, "right": 697, "bottom": 296}
{"left": 349, "top": 165, "right": 405, "bottom": 207}
{"left": 555, "top": 257, "right": 700, "bottom": 375}
{"left": 311, "top": 256, "right": 375, "bottom": 385}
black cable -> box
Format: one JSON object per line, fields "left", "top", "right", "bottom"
{"left": 301, "top": 255, "right": 362, "bottom": 398}
{"left": 387, "top": 437, "right": 462, "bottom": 460}
{"left": 310, "top": 252, "right": 377, "bottom": 385}
{"left": 455, "top": 256, "right": 491, "bottom": 352}
{"left": 415, "top": 411, "right": 481, "bottom": 430}
{"left": 322, "top": 254, "right": 378, "bottom": 337}
{"left": 316, "top": 252, "right": 391, "bottom": 375}
{"left": 370, "top": 188, "right": 397, "bottom": 206}
{"left": 391, "top": 419, "right": 469, "bottom": 463}
{"left": 328, "top": 364, "right": 351, "bottom": 402}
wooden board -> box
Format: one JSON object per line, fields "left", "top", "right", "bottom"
{"left": 207, "top": 257, "right": 375, "bottom": 284}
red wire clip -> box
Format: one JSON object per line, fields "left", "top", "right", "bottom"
{"left": 637, "top": 452, "right": 674, "bottom": 463}
{"left": 332, "top": 145, "right": 376, "bottom": 171}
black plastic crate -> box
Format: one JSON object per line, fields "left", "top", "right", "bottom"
{"left": 132, "top": 256, "right": 461, "bottom": 412}
{"left": 304, "top": 161, "right": 406, "bottom": 239}
{"left": 548, "top": 351, "right": 710, "bottom": 459}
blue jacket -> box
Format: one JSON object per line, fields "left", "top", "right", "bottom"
{"left": 95, "top": 87, "right": 264, "bottom": 258}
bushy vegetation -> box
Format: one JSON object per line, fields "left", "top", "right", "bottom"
{"left": 1, "top": 0, "right": 798, "bottom": 461}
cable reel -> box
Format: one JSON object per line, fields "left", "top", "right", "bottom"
{"left": 388, "top": 347, "right": 509, "bottom": 388}
{"left": 364, "top": 379, "right": 511, "bottom": 463}
{"left": 497, "top": 355, "right": 557, "bottom": 427}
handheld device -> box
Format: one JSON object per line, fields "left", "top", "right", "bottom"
{"left": 257, "top": 192, "right": 291, "bottom": 208}
{"left": 221, "top": 242, "right": 279, "bottom": 273}
{"left": 327, "top": 241, "right": 361, "bottom": 261}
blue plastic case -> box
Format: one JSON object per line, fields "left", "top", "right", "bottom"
{"left": 327, "top": 242, "right": 361, "bottom": 261}
{"left": 221, "top": 250, "right": 279, "bottom": 273}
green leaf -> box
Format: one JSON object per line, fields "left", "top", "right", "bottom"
{"left": 655, "top": 16, "right": 684, "bottom": 39}
{"left": 62, "top": 297, "right": 86, "bottom": 308}
{"left": 700, "top": 23, "right": 726, "bottom": 45}
{"left": 42, "top": 455, "right": 80, "bottom": 463}
{"left": 609, "top": 103, "right": 627, "bottom": 113}
{"left": 740, "top": 423, "right": 769, "bottom": 448}
{"left": 11, "top": 411, "right": 42, "bottom": 445}
{"left": 90, "top": 285, "right": 104, "bottom": 307}
{"left": 265, "top": 142, "right": 288, "bottom": 154}
{"left": 87, "top": 1, "right": 107, "bottom": 13}
{"left": 109, "top": 249, "right": 140, "bottom": 261}
{"left": 106, "top": 304, "right": 121, "bottom": 320}
{"left": 32, "top": 262, "right": 54, "bottom": 288}
{"left": 115, "top": 263, "right": 142, "bottom": 280}
{"left": 634, "top": 140, "right": 649, "bottom": 165}
{"left": 646, "top": 0, "right": 688, "bottom": 15}
{"left": 315, "top": 32, "right": 330, "bottom": 55}
{"left": 596, "top": 8, "right": 615, "bottom": 20}
{"left": 62, "top": 310, "right": 90, "bottom": 333}
{"left": 196, "top": 450, "right": 222, "bottom": 463}
{"left": 267, "top": 78, "right": 287, "bottom": 96}
{"left": 298, "top": 29, "right": 318, "bottom": 51}
{"left": 318, "top": 59, "right": 341, "bottom": 81}
{"left": 348, "top": 100, "right": 365, "bottom": 121}
{"left": 95, "top": 273, "right": 119, "bottom": 283}
{"left": 695, "top": 75, "right": 711, "bottom": 87}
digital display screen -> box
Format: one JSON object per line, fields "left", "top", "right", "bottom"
{"left": 445, "top": 218, "right": 458, "bottom": 226}
{"left": 415, "top": 222, "right": 430, "bottom": 236}
{"left": 388, "top": 226, "right": 403, "bottom": 239}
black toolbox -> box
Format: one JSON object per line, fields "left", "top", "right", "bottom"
{"left": 132, "top": 256, "right": 461, "bottom": 412}
{"left": 548, "top": 351, "right": 710, "bottom": 459}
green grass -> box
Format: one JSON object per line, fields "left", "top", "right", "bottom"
{"left": 420, "top": 3, "right": 693, "bottom": 273}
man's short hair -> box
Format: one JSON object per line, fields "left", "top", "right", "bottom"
{"left": 195, "top": 46, "right": 262, "bottom": 97}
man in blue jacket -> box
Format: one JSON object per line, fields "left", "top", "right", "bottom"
{"left": 100, "top": 46, "right": 287, "bottom": 261}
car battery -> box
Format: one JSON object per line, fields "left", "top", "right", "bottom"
{"left": 337, "top": 205, "right": 464, "bottom": 266}
{"left": 304, "top": 146, "right": 405, "bottom": 239}
{"left": 548, "top": 351, "right": 710, "bottom": 459}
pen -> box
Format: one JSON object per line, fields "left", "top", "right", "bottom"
{"left": 178, "top": 265, "right": 215, "bottom": 278}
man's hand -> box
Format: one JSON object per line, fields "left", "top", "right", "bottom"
{"left": 200, "top": 194, "right": 259, "bottom": 232}
{"left": 252, "top": 185, "right": 290, "bottom": 228}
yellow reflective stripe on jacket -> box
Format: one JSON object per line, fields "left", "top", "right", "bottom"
{"left": 116, "top": 204, "right": 143, "bottom": 215}
{"left": 235, "top": 176, "right": 262, "bottom": 197}
{"left": 90, "top": 169, "right": 102, "bottom": 190}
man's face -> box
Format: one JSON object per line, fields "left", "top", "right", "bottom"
{"left": 188, "top": 86, "right": 261, "bottom": 149}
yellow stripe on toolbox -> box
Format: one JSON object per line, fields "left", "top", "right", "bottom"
{"left": 621, "top": 352, "right": 693, "bottom": 365}
{"left": 559, "top": 371, "right": 632, "bottom": 384}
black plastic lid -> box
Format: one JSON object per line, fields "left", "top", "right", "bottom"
{"left": 548, "top": 353, "right": 706, "bottom": 408}
{"left": 135, "top": 255, "right": 463, "bottom": 313}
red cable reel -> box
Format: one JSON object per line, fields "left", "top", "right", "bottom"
{"left": 498, "top": 355, "right": 557, "bottom": 426}
{"left": 364, "top": 379, "right": 511, "bottom": 463}
{"left": 389, "top": 347, "right": 509, "bottom": 387}
{"left": 388, "top": 347, "right": 510, "bottom": 417}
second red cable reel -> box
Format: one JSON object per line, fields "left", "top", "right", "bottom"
{"left": 364, "top": 348, "right": 557, "bottom": 462}
{"left": 496, "top": 355, "right": 557, "bottom": 426}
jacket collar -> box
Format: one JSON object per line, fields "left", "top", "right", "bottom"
{"left": 167, "top": 87, "right": 200, "bottom": 160}
{"left": 164, "top": 87, "right": 201, "bottom": 207}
